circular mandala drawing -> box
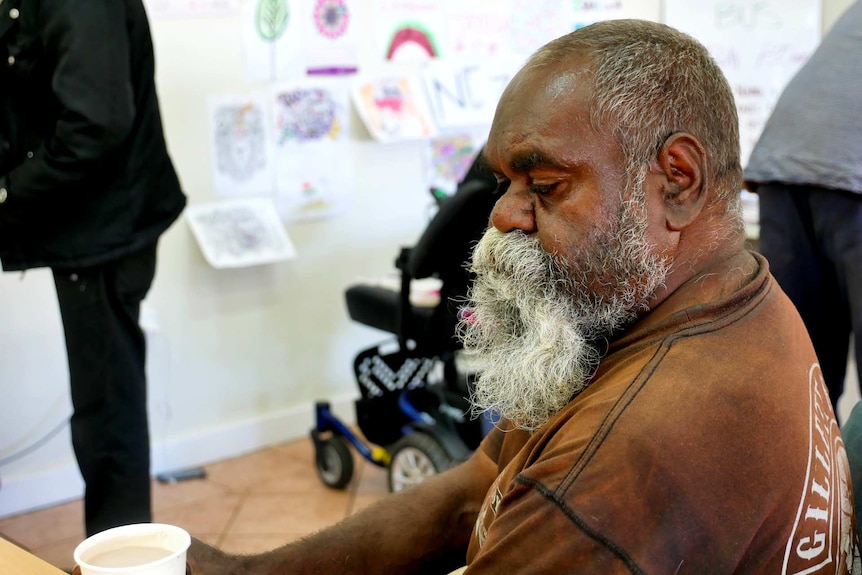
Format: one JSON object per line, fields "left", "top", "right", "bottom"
{"left": 314, "top": 0, "right": 349, "bottom": 39}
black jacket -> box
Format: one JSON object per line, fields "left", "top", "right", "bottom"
{"left": 0, "top": 0, "right": 186, "bottom": 271}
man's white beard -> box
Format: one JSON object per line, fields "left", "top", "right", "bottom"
{"left": 458, "top": 184, "right": 670, "bottom": 431}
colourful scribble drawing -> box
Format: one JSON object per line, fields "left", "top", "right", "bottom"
{"left": 510, "top": 0, "right": 569, "bottom": 56}
{"left": 214, "top": 103, "right": 267, "bottom": 182}
{"left": 314, "top": 0, "right": 349, "bottom": 39}
{"left": 431, "top": 136, "right": 475, "bottom": 184}
{"left": 275, "top": 88, "right": 340, "bottom": 143}
{"left": 386, "top": 21, "right": 439, "bottom": 60}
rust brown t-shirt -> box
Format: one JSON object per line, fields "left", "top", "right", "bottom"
{"left": 465, "top": 253, "right": 860, "bottom": 574}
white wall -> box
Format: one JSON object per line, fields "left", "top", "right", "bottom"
{"left": 0, "top": 0, "right": 855, "bottom": 518}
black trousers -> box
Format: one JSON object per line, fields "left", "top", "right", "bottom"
{"left": 52, "top": 243, "right": 157, "bottom": 536}
{"left": 758, "top": 184, "right": 862, "bottom": 413}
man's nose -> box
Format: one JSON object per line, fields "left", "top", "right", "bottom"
{"left": 490, "top": 187, "right": 536, "bottom": 234}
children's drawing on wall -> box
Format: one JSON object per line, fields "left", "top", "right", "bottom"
{"left": 242, "top": 0, "right": 304, "bottom": 81}
{"left": 207, "top": 94, "right": 275, "bottom": 197}
{"left": 314, "top": 0, "right": 350, "bottom": 38}
{"left": 143, "top": 0, "right": 239, "bottom": 19}
{"left": 185, "top": 198, "right": 297, "bottom": 268}
{"left": 664, "top": 0, "right": 820, "bottom": 164}
{"left": 305, "top": 0, "right": 360, "bottom": 75}
{"left": 508, "top": 0, "right": 573, "bottom": 59}
{"left": 420, "top": 61, "right": 514, "bottom": 131}
{"left": 444, "top": 1, "right": 509, "bottom": 61}
{"left": 352, "top": 76, "right": 436, "bottom": 142}
{"left": 272, "top": 82, "right": 355, "bottom": 220}
{"left": 425, "top": 134, "right": 480, "bottom": 195}
{"left": 274, "top": 86, "right": 343, "bottom": 143}
{"left": 372, "top": 0, "right": 446, "bottom": 63}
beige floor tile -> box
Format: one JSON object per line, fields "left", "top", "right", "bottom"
{"left": 246, "top": 455, "right": 332, "bottom": 494}
{"left": 0, "top": 499, "right": 85, "bottom": 550}
{"left": 227, "top": 492, "right": 350, "bottom": 536}
{"left": 204, "top": 445, "right": 306, "bottom": 493}
{"left": 152, "top": 474, "right": 232, "bottom": 513}
{"left": 154, "top": 492, "right": 244, "bottom": 540}
{"left": 269, "top": 437, "right": 316, "bottom": 463}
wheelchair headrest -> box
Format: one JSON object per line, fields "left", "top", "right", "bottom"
{"left": 406, "top": 176, "right": 498, "bottom": 281}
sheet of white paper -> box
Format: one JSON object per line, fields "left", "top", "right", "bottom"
{"left": 419, "top": 61, "right": 514, "bottom": 131}
{"left": 207, "top": 93, "right": 276, "bottom": 197}
{"left": 185, "top": 198, "right": 297, "bottom": 268}
{"left": 664, "top": 0, "right": 820, "bottom": 165}
{"left": 303, "top": 0, "right": 361, "bottom": 75}
{"left": 506, "top": 0, "right": 573, "bottom": 60}
{"left": 241, "top": 0, "right": 305, "bottom": 82}
{"left": 352, "top": 75, "right": 436, "bottom": 142}
{"left": 443, "top": 0, "right": 510, "bottom": 61}
{"left": 271, "top": 80, "right": 355, "bottom": 220}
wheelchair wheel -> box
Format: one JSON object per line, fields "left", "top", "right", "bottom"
{"left": 315, "top": 435, "right": 354, "bottom": 490}
{"left": 388, "top": 432, "right": 453, "bottom": 493}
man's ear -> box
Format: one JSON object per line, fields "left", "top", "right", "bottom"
{"left": 653, "top": 132, "right": 707, "bottom": 231}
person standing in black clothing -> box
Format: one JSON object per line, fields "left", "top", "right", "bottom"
{"left": 0, "top": 0, "right": 186, "bottom": 535}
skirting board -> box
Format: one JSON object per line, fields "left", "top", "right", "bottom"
{"left": 0, "top": 394, "right": 357, "bottom": 519}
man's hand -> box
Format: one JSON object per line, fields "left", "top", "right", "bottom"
{"left": 187, "top": 537, "right": 245, "bottom": 575}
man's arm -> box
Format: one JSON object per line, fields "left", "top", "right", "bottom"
{"left": 188, "top": 446, "right": 498, "bottom": 575}
{"left": 4, "top": 1, "right": 135, "bottom": 206}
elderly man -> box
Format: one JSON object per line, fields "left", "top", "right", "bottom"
{"left": 189, "top": 19, "right": 859, "bottom": 574}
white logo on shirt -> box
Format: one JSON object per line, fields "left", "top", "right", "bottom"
{"left": 782, "top": 363, "right": 857, "bottom": 574}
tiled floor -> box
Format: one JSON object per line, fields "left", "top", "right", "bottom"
{"left": 0, "top": 435, "right": 390, "bottom": 572}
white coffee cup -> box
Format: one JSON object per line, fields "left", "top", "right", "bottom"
{"left": 74, "top": 523, "right": 191, "bottom": 575}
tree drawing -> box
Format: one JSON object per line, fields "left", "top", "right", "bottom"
{"left": 256, "top": 0, "right": 290, "bottom": 80}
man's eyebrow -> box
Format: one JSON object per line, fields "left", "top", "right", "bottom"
{"left": 509, "top": 150, "right": 564, "bottom": 173}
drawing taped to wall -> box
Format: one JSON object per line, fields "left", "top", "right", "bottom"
{"left": 305, "top": 0, "right": 360, "bottom": 75}
{"left": 426, "top": 133, "right": 479, "bottom": 194}
{"left": 242, "top": 0, "right": 303, "bottom": 81}
{"left": 257, "top": 0, "right": 289, "bottom": 79}
{"left": 372, "top": 0, "right": 446, "bottom": 63}
{"left": 274, "top": 87, "right": 342, "bottom": 143}
{"left": 207, "top": 93, "right": 275, "bottom": 197}
{"left": 272, "top": 81, "right": 354, "bottom": 221}
{"left": 314, "top": 0, "right": 349, "bottom": 38}
{"left": 508, "top": 0, "right": 573, "bottom": 58}
{"left": 213, "top": 104, "right": 266, "bottom": 181}
{"left": 352, "top": 76, "right": 436, "bottom": 142}
{"left": 420, "top": 61, "right": 514, "bottom": 131}
{"left": 385, "top": 23, "right": 440, "bottom": 61}
{"left": 445, "top": 0, "right": 509, "bottom": 60}
{"left": 664, "top": 0, "right": 820, "bottom": 165}
{"left": 185, "top": 198, "right": 297, "bottom": 268}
